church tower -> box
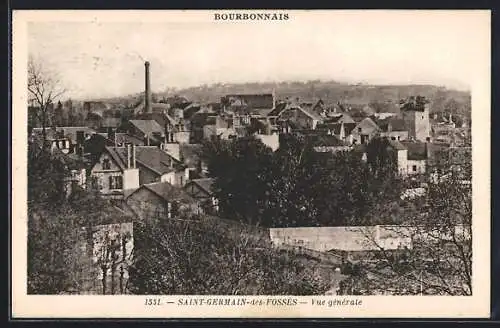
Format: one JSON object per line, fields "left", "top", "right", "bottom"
{"left": 401, "top": 96, "right": 430, "bottom": 142}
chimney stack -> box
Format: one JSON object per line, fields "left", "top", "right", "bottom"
{"left": 126, "top": 143, "right": 132, "bottom": 169}
{"left": 145, "top": 61, "right": 152, "bottom": 114}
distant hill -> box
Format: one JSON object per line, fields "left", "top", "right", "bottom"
{"left": 87, "top": 80, "right": 471, "bottom": 116}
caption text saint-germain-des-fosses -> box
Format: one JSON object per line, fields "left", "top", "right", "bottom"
{"left": 214, "top": 12, "right": 290, "bottom": 21}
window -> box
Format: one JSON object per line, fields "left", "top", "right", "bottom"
{"left": 109, "top": 175, "right": 123, "bottom": 190}
{"left": 358, "top": 127, "right": 362, "bottom": 133}
{"left": 102, "top": 158, "right": 111, "bottom": 170}
{"left": 391, "top": 137, "right": 396, "bottom": 140}
{"left": 412, "top": 165, "right": 417, "bottom": 172}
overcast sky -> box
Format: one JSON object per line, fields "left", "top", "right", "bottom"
{"left": 26, "top": 10, "right": 489, "bottom": 100}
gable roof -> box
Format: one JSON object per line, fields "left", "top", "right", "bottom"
{"left": 267, "top": 102, "right": 288, "bottom": 117}
{"left": 129, "top": 181, "right": 195, "bottom": 204}
{"left": 352, "top": 117, "right": 380, "bottom": 133}
{"left": 387, "top": 139, "right": 407, "bottom": 151}
{"left": 128, "top": 120, "right": 164, "bottom": 136}
{"left": 186, "top": 178, "right": 215, "bottom": 195}
{"left": 375, "top": 117, "right": 407, "bottom": 132}
{"left": 104, "top": 146, "right": 182, "bottom": 175}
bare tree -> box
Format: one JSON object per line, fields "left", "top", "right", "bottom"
{"left": 341, "top": 160, "right": 472, "bottom": 296}
{"left": 27, "top": 55, "right": 66, "bottom": 147}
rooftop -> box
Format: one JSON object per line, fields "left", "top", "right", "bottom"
{"left": 135, "top": 181, "right": 196, "bottom": 204}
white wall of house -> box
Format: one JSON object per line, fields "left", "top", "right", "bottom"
{"left": 255, "top": 133, "right": 280, "bottom": 151}
{"left": 123, "top": 168, "right": 140, "bottom": 191}
{"left": 396, "top": 149, "right": 408, "bottom": 175}
{"left": 380, "top": 131, "right": 409, "bottom": 141}
{"left": 407, "top": 159, "right": 426, "bottom": 175}
{"left": 91, "top": 151, "right": 139, "bottom": 196}
{"left": 160, "top": 171, "right": 177, "bottom": 185}
{"left": 51, "top": 139, "right": 71, "bottom": 154}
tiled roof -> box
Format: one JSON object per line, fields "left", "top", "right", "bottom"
{"left": 128, "top": 120, "right": 164, "bottom": 136}
{"left": 376, "top": 117, "right": 407, "bottom": 132}
{"left": 189, "top": 178, "right": 215, "bottom": 195}
{"left": 387, "top": 139, "right": 407, "bottom": 151}
{"left": 323, "top": 113, "right": 356, "bottom": 124}
{"left": 138, "top": 181, "right": 196, "bottom": 203}
{"left": 267, "top": 102, "right": 288, "bottom": 117}
{"left": 106, "top": 146, "right": 181, "bottom": 175}
{"left": 343, "top": 123, "right": 357, "bottom": 136}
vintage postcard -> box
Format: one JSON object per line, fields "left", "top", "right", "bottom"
{"left": 12, "top": 10, "right": 491, "bottom": 318}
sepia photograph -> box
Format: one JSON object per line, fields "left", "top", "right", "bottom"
{"left": 12, "top": 10, "right": 490, "bottom": 318}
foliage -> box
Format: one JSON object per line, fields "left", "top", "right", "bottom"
{"left": 201, "top": 134, "right": 403, "bottom": 228}
{"left": 27, "top": 147, "right": 126, "bottom": 294}
{"left": 128, "top": 215, "right": 329, "bottom": 295}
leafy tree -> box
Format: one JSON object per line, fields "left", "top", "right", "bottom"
{"left": 202, "top": 136, "right": 275, "bottom": 226}
{"left": 201, "top": 134, "right": 404, "bottom": 228}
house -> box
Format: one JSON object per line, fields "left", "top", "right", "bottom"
{"left": 300, "top": 99, "right": 326, "bottom": 117}
{"left": 316, "top": 121, "right": 357, "bottom": 143}
{"left": 387, "top": 140, "right": 408, "bottom": 176}
{"left": 400, "top": 141, "right": 428, "bottom": 175}
{"left": 307, "top": 134, "right": 351, "bottom": 153}
{"left": 349, "top": 117, "right": 380, "bottom": 145}
{"left": 221, "top": 93, "right": 276, "bottom": 117}
{"left": 254, "top": 133, "right": 280, "bottom": 151}
{"left": 97, "top": 131, "right": 145, "bottom": 147}
{"left": 126, "top": 181, "right": 200, "bottom": 220}
{"left": 183, "top": 178, "right": 219, "bottom": 215}
{"left": 189, "top": 111, "right": 220, "bottom": 143}
{"left": 89, "top": 144, "right": 140, "bottom": 199}
{"left": 376, "top": 117, "right": 409, "bottom": 141}
{"left": 84, "top": 100, "right": 121, "bottom": 130}
{"left": 50, "top": 148, "right": 88, "bottom": 198}
{"left": 269, "top": 102, "right": 324, "bottom": 130}
{"left": 323, "top": 112, "right": 356, "bottom": 124}
{"left": 202, "top": 116, "right": 237, "bottom": 140}
{"left": 132, "top": 146, "right": 189, "bottom": 186}
{"left": 32, "top": 126, "right": 97, "bottom": 155}
{"left": 179, "top": 143, "right": 208, "bottom": 179}
{"left": 125, "top": 119, "right": 165, "bottom": 145}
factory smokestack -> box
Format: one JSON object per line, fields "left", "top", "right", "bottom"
{"left": 145, "top": 61, "right": 152, "bottom": 113}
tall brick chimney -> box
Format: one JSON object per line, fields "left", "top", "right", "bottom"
{"left": 145, "top": 61, "right": 152, "bottom": 113}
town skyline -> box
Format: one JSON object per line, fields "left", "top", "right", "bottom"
{"left": 26, "top": 10, "right": 487, "bottom": 99}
